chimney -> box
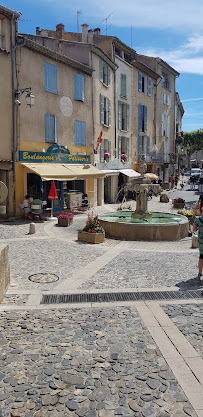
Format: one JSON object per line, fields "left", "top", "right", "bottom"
{"left": 36, "top": 27, "right": 40, "bottom": 35}
{"left": 81, "top": 23, "right": 89, "bottom": 43}
{"left": 56, "top": 23, "right": 64, "bottom": 39}
{"left": 88, "top": 29, "right": 93, "bottom": 44}
{"left": 93, "top": 28, "right": 101, "bottom": 36}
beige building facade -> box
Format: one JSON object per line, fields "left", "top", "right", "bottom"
{"left": 0, "top": 5, "right": 20, "bottom": 216}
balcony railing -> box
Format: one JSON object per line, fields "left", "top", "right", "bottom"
{"left": 149, "top": 152, "right": 164, "bottom": 163}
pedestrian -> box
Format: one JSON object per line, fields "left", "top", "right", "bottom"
{"left": 180, "top": 182, "right": 184, "bottom": 191}
{"left": 174, "top": 174, "right": 179, "bottom": 188}
{"left": 198, "top": 194, "right": 203, "bottom": 211}
{"left": 171, "top": 175, "right": 174, "bottom": 189}
{"left": 190, "top": 176, "right": 196, "bottom": 191}
{"left": 193, "top": 210, "right": 203, "bottom": 280}
{"left": 169, "top": 176, "right": 172, "bottom": 190}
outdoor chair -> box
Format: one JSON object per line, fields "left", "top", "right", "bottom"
{"left": 19, "top": 204, "right": 32, "bottom": 220}
{"left": 31, "top": 199, "right": 43, "bottom": 220}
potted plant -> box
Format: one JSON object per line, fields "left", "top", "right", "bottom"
{"left": 78, "top": 216, "right": 105, "bottom": 243}
{"left": 121, "top": 153, "right": 128, "bottom": 162}
{"left": 104, "top": 152, "right": 111, "bottom": 161}
{"left": 160, "top": 192, "right": 169, "bottom": 203}
{"left": 173, "top": 198, "right": 185, "bottom": 209}
{"left": 58, "top": 212, "right": 74, "bottom": 227}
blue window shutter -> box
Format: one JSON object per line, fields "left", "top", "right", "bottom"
{"left": 144, "top": 106, "right": 147, "bottom": 133}
{"left": 75, "top": 121, "right": 81, "bottom": 145}
{"left": 74, "top": 74, "right": 84, "bottom": 101}
{"left": 107, "top": 66, "right": 110, "bottom": 86}
{"left": 54, "top": 116, "right": 57, "bottom": 143}
{"left": 44, "top": 62, "right": 57, "bottom": 94}
{"left": 148, "top": 77, "right": 151, "bottom": 96}
{"left": 118, "top": 136, "right": 121, "bottom": 160}
{"left": 108, "top": 99, "right": 111, "bottom": 126}
{"left": 99, "top": 60, "right": 103, "bottom": 82}
{"left": 100, "top": 94, "right": 104, "bottom": 124}
{"left": 45, "top": 114, "right": 50, "bottom": 141}
{"left": 118, "top": 100, "right": 122, "bottom": 130}
{"left": 138, "top": 71, "right": 142, "bottom": 92}
{"left": 100, "top": 139, "right": 104, "bottom": 162}
{"left": 81, "top": 121, "right": 86, "bottom": 146}
{"left": 147, "top": 136, "right": 150, "bottom": 155}
{"left": 138, "top": 104, "right": 143, "bottom": 132}
{"left": 126, "top": 137, "right": 129, "bottom": 159}
{"left": 126, "top": 104, "right": 130, "bottom": 131}
{"left": 138, "top": 134, "right": 142, "bottom": 158}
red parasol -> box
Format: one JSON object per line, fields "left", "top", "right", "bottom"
{"left": 48, "top": 181, "right": 58, "bottom": 217}
{"left": 48, "top": 181, "right": 58, "bottom": 200}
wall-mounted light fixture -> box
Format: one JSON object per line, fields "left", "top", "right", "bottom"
{"left": 15, "top": 87, "right": 35, "bottom": 107}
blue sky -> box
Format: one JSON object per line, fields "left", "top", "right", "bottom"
{"left": 3, "top": 0, "right": 203, "bottom": 132}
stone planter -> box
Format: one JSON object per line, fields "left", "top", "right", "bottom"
{"left": 78, "top": 231, "right": 105, "bottom": 244}
{"left": 173, "top": 202, "right": 185, "bottom": 209}
{"left": 160, "top": 195, "right": 169, "bottom": 203}
{"left": 58, "top": 217, "right": 73, "bottom": 227}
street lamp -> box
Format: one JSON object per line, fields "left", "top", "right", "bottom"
{"left": 15, "top": 87, "right": 35, "bottom": 107}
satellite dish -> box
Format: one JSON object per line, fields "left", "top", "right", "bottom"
{"left": 0, "top": 181, "right": 8, "bottom": 203}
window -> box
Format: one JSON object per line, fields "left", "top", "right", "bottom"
{"left": 74, "top": 73, "right": 84, "bottom": 102}
{"left": 138, "top": 135, "right": 150, "bottom": 161}
{"left": 45, "top": 114, "right": 57, "bottom": 143}
{"left": 162, "top": 113, "right": 170, "bottom": 137}
{"left": 75, "top": 121, "right": 86, "bottom": 146}
{"left": 118, "top": 101, "right": 130, "bottom": 131}
{"left": 117, "top": 136, "right": 130, "bottom": 161}
{"left": 44, "top": 62, "right": 57, "bottom": 94}
{"left": 161, "top": 71, "right": 170, "bottom": 90}
{"left": 100, "top": 94, "right": 111, "bottom": 126}
{"left": 99, "top": 59, "right": 110, "bottom": 86}
{"left": 121, "top": 74, "right": 127, "bottom": 98}
{"left": 138, "top": 72, "right": 151, "bottom": 96}
{"left": 138, "top": 104, "right": 147, "bottom": 133}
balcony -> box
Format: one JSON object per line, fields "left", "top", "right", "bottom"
{"left": 149, "top": 152, "right": 164, "bottom": 163}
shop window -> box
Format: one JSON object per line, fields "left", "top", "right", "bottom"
{"left": 74, "top": 73, "right": 84, "bottom": 102}
{"left": 45, "top": 114, "right": 57, "bottom": 143}
{"left": 75, "top": 120, "right": 86, "bottom": 146}
{"left": 118, "top": 101, "right": 130, "bottom": 131}
{"left": 44, "top": 62, "right": 57, "bottom": 94}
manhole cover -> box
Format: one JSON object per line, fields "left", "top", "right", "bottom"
{"left": 29, "top": 273, "right": 59, "bottom": 283}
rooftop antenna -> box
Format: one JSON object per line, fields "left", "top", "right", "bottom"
{"left": 101, "top": 10, "right": 115, "bottom": 35}
{"left": 77, "top": 10, "right": 83, "bottom": 33}
{"left": 131, "top": 25, "right": 132, "bottom": 48}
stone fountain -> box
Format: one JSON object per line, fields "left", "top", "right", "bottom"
{"left": 99, "top": 154, "right": 189, "bottom": 241}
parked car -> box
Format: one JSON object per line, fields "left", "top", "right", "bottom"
{"left": 191, "top": 168, "right": 201, "bottom": 178}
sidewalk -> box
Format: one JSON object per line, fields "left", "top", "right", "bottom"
{"left": 0, "top": 196, "right": 203, "bottom": 416}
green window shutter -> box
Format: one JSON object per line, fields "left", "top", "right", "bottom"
{"left": 108, "top": 140, "right": 112, "bottom": 159}
{"left": 108, "top": 99, "right": 111, "bottom": 126}
{"left": 118, "top": 100, "right": 122, "bottom": 130}
{"left": 107, "top": 66, "right": 110, "bottom": 86}
{"left": 99, "top": 60, "right": 103, "bottom": 82}
{"left": 100, "top": 94, "right": 104, "bottom": 124}
{"left": 121, "top": 74, "right": 126, "bottom": 97}
{"left": 118, "top": 135, "right": 122, "bottom": 160}
{"left": 126, "top": 137, "right": 129, "bottom": 160}
{"left": 126, "top": 104, "right": 130, "bottom": 131}
{"left": 100, "top": 139, "right": 104, "bottom": 162}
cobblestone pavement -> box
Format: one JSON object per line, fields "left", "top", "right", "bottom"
{"left": 0, "top": 188, "right": 203, "bottom": 416}
{"left": 0, "top": 307, "right": 198, "bottom": 417}
{"left": 163, "top": 304, "right": 203, "bottom": 358}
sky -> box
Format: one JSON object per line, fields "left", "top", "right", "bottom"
{"left": 3, "top": 0, "right": 203, "bottom": 133}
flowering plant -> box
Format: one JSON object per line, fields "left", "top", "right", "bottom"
{"left": 82, "top": 216, "right": 104, "bottom": 233}
{"left": 121, "top": 153, "right": 128, "bottom": 161}
{"left": 193, "top": 202, "right": 200, "bottom": 209}
{"left": 173, "top": 198, "right": 185, "bottom": 203}
{"left": 104, "top": 152, "right": 111, "bottom": 158}
{"left": 127, "top": 204, "right": 132, "bottom": 210}
{"left": 58, "top": 212, "right": 74, "bottom": 219}
{"left": 177, "top": 209, "right": 194, "bottom": 217}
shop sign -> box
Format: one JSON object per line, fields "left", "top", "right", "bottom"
{"left": 19, "top": 145, "right": 91, "bottom": 164}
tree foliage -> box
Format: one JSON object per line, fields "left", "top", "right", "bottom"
{"left": 183, "top": 130, "right": 203, "bottom": 155}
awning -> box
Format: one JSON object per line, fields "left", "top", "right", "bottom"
{"left": 101, "top": 169, "right": 119, "bottom": 176}
{"left": 119, "top": 169, "right": 140, "bottom": 179}
{"left": 21, "top": 163, "right": 106, "bottom": 181}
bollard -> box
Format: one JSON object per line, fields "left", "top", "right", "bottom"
{"left": 29, "top": 222, "right": 36, "bottom": 234}
{"left": 191, "top": 233, "right": 198, "bottom": 249}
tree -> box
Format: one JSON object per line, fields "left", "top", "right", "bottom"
{"left": 183, "top": 129, "right": 203, "bottom": 156}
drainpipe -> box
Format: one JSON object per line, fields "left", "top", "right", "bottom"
{"left": 90, "top": 51, "right": 95, "bottom": 162}
{"left": 113, "top": 44, "right": 117, "bottom": 157}
{"left": 11, "top": 14, "right": 16, "bottom": 214}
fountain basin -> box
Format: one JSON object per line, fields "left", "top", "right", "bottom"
{"left": 99, "top": 212, "right": 189, "bottom": 241}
